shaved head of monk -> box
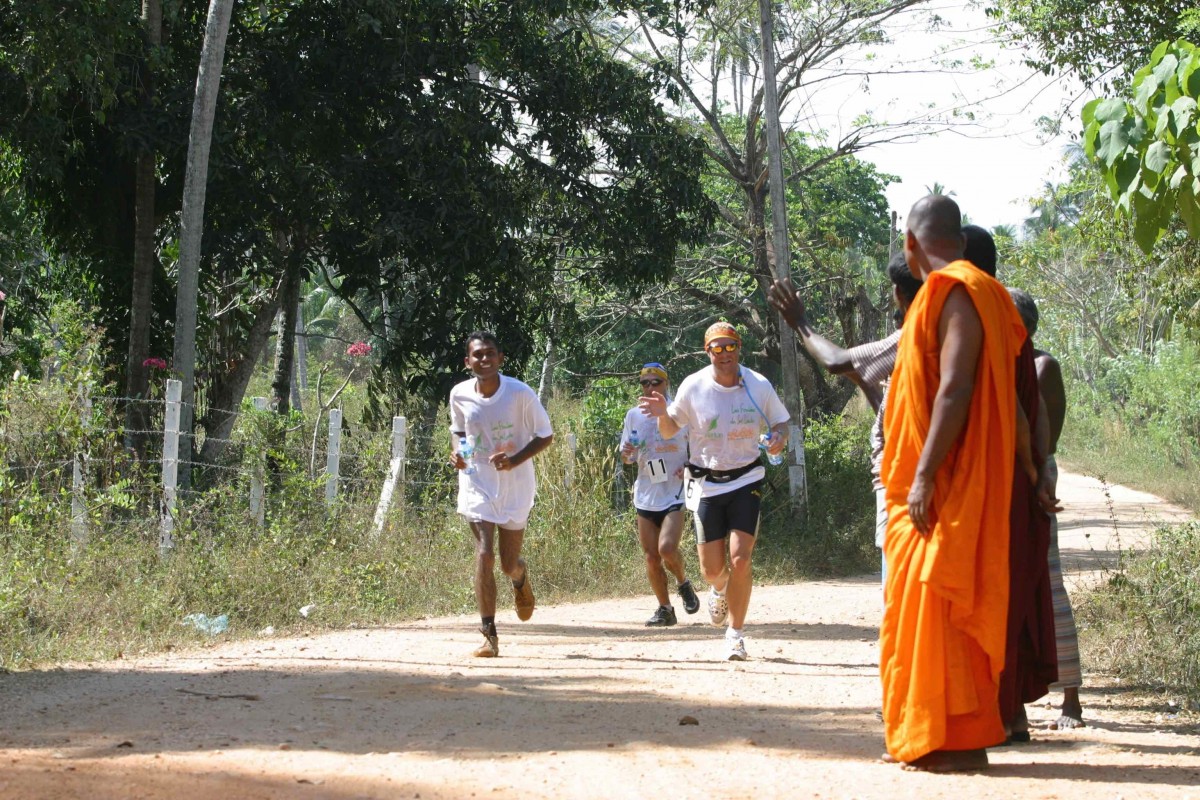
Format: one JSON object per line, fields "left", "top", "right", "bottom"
{"left": 905, "top": 195, "right": 966, "bottom": 279}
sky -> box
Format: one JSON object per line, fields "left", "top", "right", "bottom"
{"left": 791, "top": 3, "right": 1093, "bottom": 233}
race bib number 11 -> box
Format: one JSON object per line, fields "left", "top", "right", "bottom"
{"left": 645, "top": 457, "right": 669, "bottom": 484}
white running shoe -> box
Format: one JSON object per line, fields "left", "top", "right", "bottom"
{"left": 726, "top": 634, "right": 747, "bottom": 661}
{"left": 707, "top": 587, "right": 728, "bottom": 627}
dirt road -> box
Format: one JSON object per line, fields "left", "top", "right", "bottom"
{"left": 2, "top": 470, "right": 1198, "bottom": 799}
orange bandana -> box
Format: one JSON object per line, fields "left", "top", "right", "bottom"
{"left": 703, "top": 321, "right": 741, "bottom": 347}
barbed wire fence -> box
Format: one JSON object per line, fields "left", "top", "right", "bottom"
{"left": 1, "top": 379, "right": 626, "bottom": 554}
{"left": 1, "top": 378, "right": 807, "bottom": 555}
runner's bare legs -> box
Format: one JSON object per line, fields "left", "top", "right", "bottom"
{"left": 698, "top": 528, "right": 755, "bottom": 628}
{"left": 470, "top": 521, "right": 527, "bottom": 617}
{"left": 725, "top": 529, "right": 756, "bottom": 629}
{"left": 638, "top": 512, "right": 686, "bottom": 606}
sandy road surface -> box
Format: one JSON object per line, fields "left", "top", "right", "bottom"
{"left": 2, "top": 470, "right": 1198, "bottom": 799}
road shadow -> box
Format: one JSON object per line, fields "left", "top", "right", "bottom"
{"left": 0, "top": 664, "right": 885, "bottom": 762}
{"left": 986, "top": 761, "right": 1199, "bottom": 788}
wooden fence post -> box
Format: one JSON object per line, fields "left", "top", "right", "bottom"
{"left": 70, "top": 393, "right": 92, "bottom": 552}
{"left": 372, "top": 415, "right": 407, "bottom": 536}
{"left": 249, "top": 397, "right": 268, "bottom": 526}
{"left": 160, "top": 379, "right": 182, "bottom": 553}
{"left": 564, "top": 432, "right": 578, "bottom": 488}
{"left": 324, "top": 407, "right": 342, "bottom": 506}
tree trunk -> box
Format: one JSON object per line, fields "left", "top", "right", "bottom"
{"left": 195, "top": 296, "right": 281, "bottom": 482}
{"left": 537, "top": 329, "right": 556, "bottom": 406}
{"left": 759, "top": 0, "right": 807, "bottom": 508}
{"left": 172, "top": 0, "right": 236, "bottom": 491}
{"left": 123, "top": 0, "right": 162, "bottom": 458}
{"left": 291, "top": 298, "right": 305, "bottom": 410}
{"left": 271, "top": 255, "right": 302, "bottom": 415}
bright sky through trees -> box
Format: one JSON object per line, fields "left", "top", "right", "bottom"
{"left": 797, "top": 3, "right": 1086, "bottom": 231}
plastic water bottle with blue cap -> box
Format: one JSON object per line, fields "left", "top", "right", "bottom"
{"left": 760, "top": 432, "right": 784, "bottom": 466}
{"left": 459, "top": 435, "right": 477, "bottom": 475}
{"left": 629, "top": 427, "right": 642, "bottom": 449}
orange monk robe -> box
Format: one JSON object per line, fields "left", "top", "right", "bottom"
{"left": 879, "top": 260, "right": 1028, "bottom": 763}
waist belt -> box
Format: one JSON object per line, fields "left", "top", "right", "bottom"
{"left": 686, "top": 460, "right": 761, "bottom": 484}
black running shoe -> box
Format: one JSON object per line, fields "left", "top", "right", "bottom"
{"left": 678, "top": 580, "right": 700, "bottom": 615}
{"left": 645, "top": 605, "right": 678, "bottom": 627}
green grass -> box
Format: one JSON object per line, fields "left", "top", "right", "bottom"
{"left": 1076, "top": 522, "right": 1200, "bottom": 709}
{"left": 1058, "top": 407, "right": 1200, "bottom": 514}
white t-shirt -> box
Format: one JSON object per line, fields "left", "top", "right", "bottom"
{"left": 449, "top": 375, "right": 553, "bottom": 527}
{"left": 667, "top": 365, "right": 790, "bottom": 497}
{"left": 620, "top": 406, "right": 688, "bottom": 511}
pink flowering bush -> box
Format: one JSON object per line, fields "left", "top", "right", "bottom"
{"left": 143, "top": 357, "right": 169, "bottom": 370}
{"left": 346, "top": 341, "right": 372, "bottom": 358}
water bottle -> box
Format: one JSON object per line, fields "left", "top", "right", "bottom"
{"left": 459, "top": 435, "right": 477, "bottom": 475}
{"left": 760, "top": 433, "right": 784, "bottom": 466}
{"left": 629, "top": 428, "right": 642, "bottom": 449}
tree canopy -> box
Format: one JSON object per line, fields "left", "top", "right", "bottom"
{"left": 1, "top": 1, "right": 715, "bottom": 419}
{"left": 1083, "top": 39, "right": 1200, "bottom": 254}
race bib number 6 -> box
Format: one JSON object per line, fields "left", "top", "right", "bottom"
{"left": 684, "top": 474, "right": 701, "bottom": 512}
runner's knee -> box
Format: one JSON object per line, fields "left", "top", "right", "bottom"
{"left": 476, "top": 550, "right": 496, "bottom": 572}
{"left": 730, "top": 552, "right": 752, "bottom": 576}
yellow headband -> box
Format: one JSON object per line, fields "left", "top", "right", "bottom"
{"left": 639, "top": 365, "right": 669, "bottom": 383}
{"left": 704, "top": 321, "right": 741, "bottom": 347}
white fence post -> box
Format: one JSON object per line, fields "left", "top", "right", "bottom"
{"left": 249, "top": 397, "right": 268, "bottom": 526}
{"left": 372, "top": 415, "right": 407, "bottom": 536}
{"left": 613, "top": 441, "right": 627, "bottom": 511}
{"left": 160, "top": 379, "right": 182, "bottom": 553}
{"left": 324, "top": 407, "right": 342, "bottom": 506}
{"left": 564, "top": 432, "right": 578, "bottom": 488}
{"left": 70, "top": 394, "right": 92, "bottom": 551}
{"left": 789, "top": 421, "right": 809, "bottom": 508}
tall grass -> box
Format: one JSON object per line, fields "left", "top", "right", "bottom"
{"left": 1058, "top": 340, "right": 1200, "bottom": 513}
{"left": 1077, "top": 522, "right": 1200, "bottom": 708}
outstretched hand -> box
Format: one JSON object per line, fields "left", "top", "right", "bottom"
{"left": 767, "top": 278, "right": 806, "bottom": 330}
{"left": 638, "top": 390, "right": 668, "bottom": 418}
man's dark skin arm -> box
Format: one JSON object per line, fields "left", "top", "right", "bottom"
{"left": 768, "top": 278, "right": 883, "bottom": 410}
{"left": 490, "top": 434, "right": 553, "bottom": 471}
{"left": 908, "top": 286, "right": 982, "bottom": 535}
{"left": 1035, "top": 352, "right": 1067, "bottom": 513}
{"left": 1034, "top": 352, "right": 1066, "bottom": 453}
{"left": 449, "top": 433, "right": 554, "bottom": 471}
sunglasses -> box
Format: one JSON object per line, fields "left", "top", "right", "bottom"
{"left": 707, "top": 343, "right": 739, "bottom": 354}
{"left": 639, "top": 378, "right": 664, "bottom": 387}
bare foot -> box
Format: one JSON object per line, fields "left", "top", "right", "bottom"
{"left": 901, "top": 749, "right": 989, "bottom": 773}
{"left": 1048, "top": 688, "right": 1086, "bottom": 729}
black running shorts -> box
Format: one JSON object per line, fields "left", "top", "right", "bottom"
{"left": 635, "top": 503, "right": 684, "bottom": 528}
{"left": 694, "top": 480, "right": 763, "bottom": 544}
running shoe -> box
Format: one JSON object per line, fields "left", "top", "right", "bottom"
{"left": 645, "top": 605, "right": 678, "bottom": 627}
{"left": 513, "top": 570, "right": 535, "bottom": 621}
{"left": 473, "top": 625, "right": 499, "bottom": 658}
{"left": 707, "top": 587, "right": 728, "bottom": 627}
{"left": 726, "top": 633, "right": 747, "bottom": 661}
{"left": 678, "top": 580, "right": 700, "bottom": 615}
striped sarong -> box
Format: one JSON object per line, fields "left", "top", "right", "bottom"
{"left": 1046, "top": 458, "right": 1082, "bottom": 689}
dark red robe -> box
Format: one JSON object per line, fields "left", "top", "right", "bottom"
{"left": 999, "top": 339, "right": 1058, "bottom": 723}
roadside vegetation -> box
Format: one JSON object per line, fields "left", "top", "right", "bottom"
{"left": 0, "top": 310, "right": 876, "bottom": 670}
